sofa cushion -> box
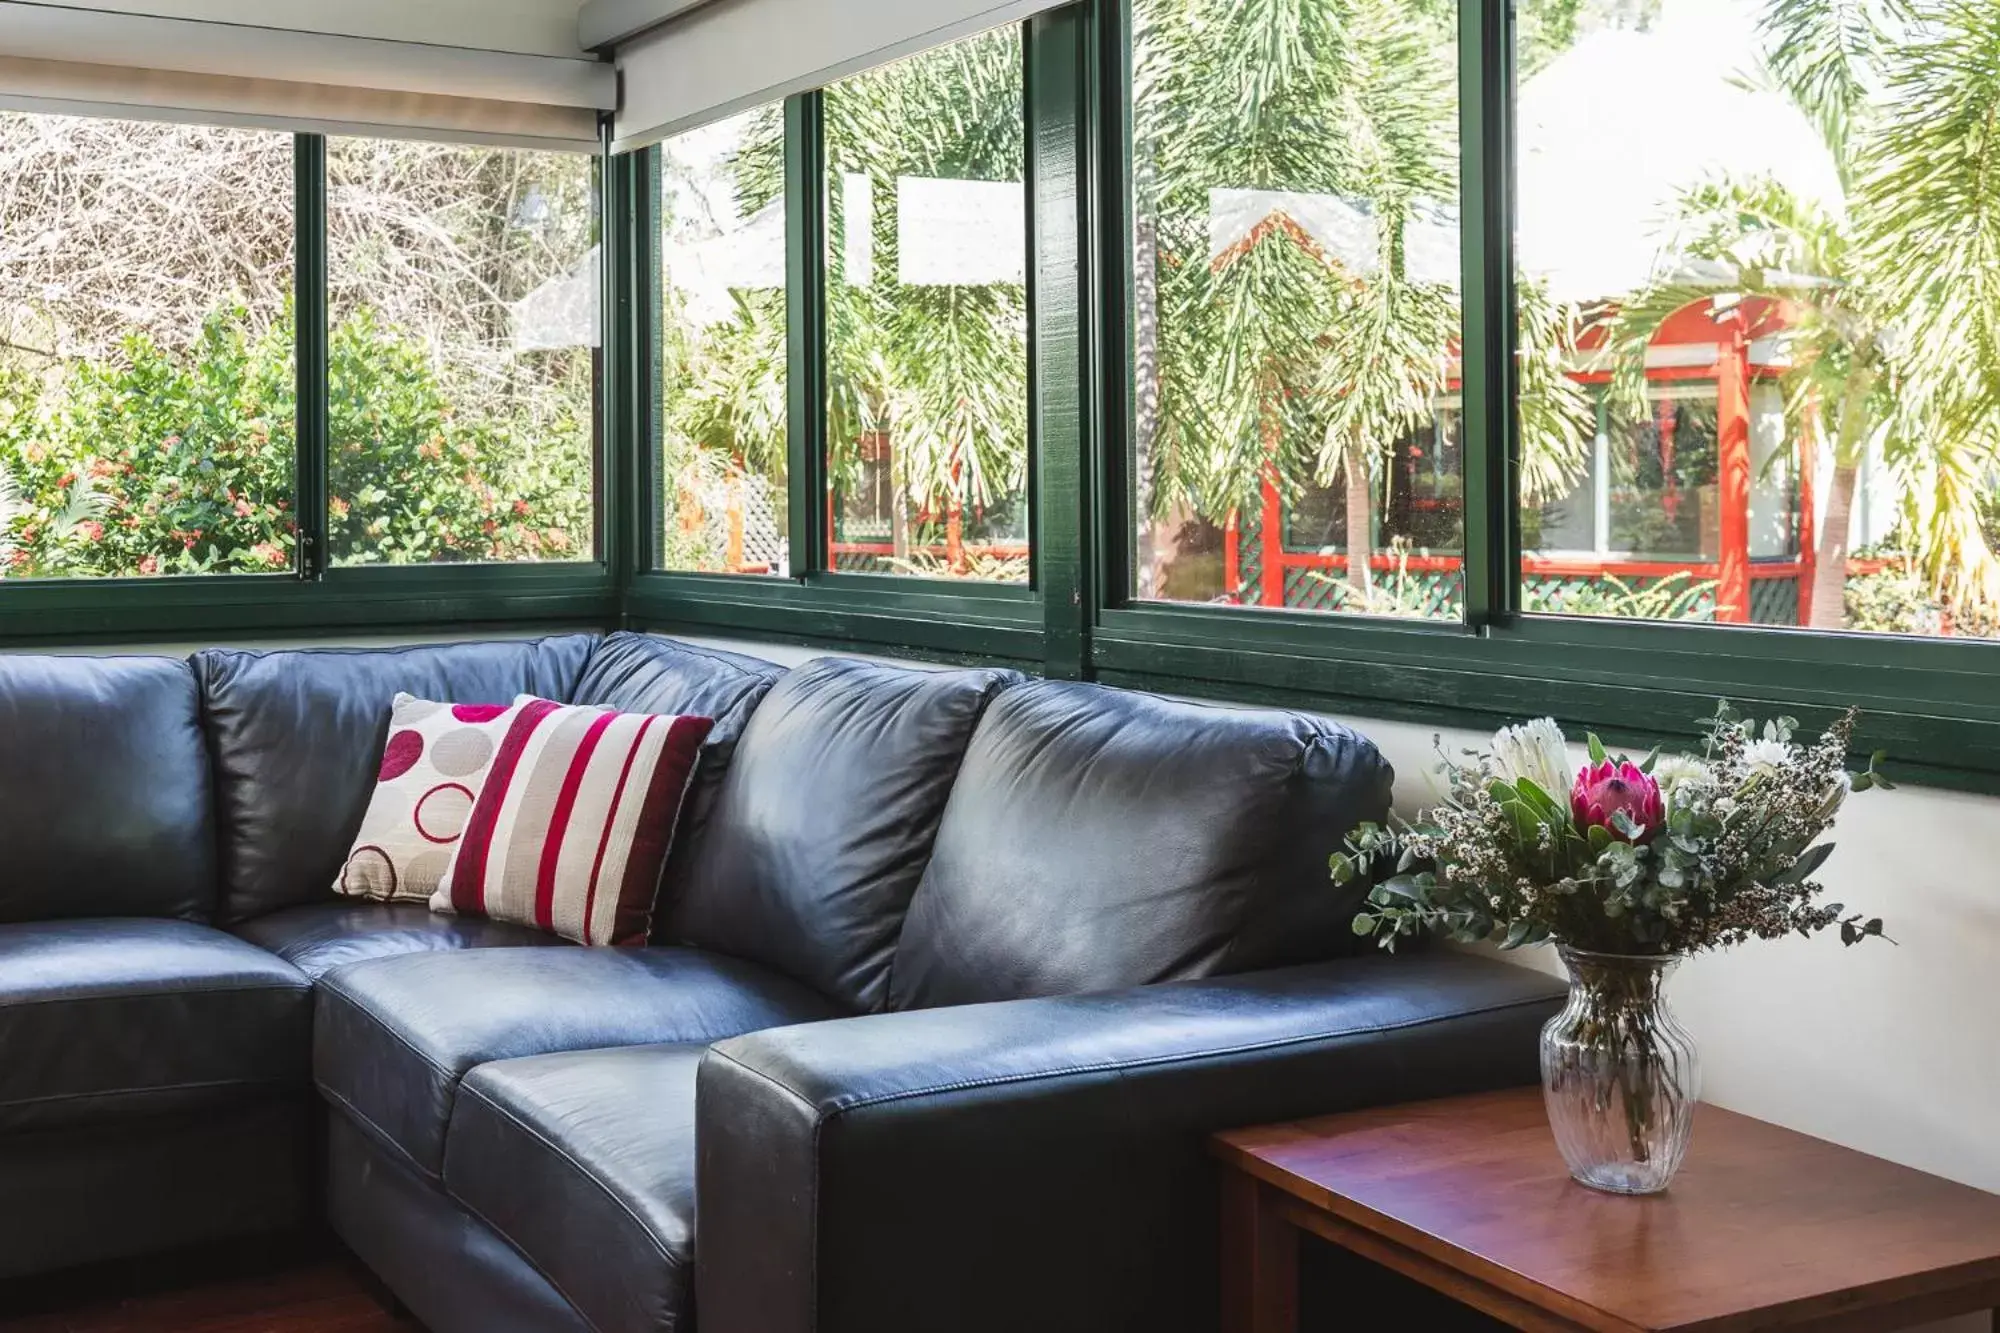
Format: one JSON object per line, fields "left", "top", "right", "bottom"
{"left": 435, "top": 698, "right": 714, "bottom": 947}
{"left": 0, "top": 655, "right": 213, "bottom": 923}
{"left": 335, "top": 693, "right": 525, "bottom": 905}
{"left": 665, "top": 658, "right": 1020, "bottom": 1013}
{"left": 445, "top": 1044, "right": 704, "bottom": 1333}
{"left": 314, "top": 947, "right": 837, "bottom": 1178}
{"left": 889, "top": 682, "right": 1395, "bottom": 1009}
{"left": 232, "top": 902, "right": 568, "bottom": 982}
{"left": 0, "top": 919, "right": 310, "bottom": 1132}
{"left": 566, "top": 633, "right": 785, "bottom": 925}
{"left": 194, "top": 635, "right": 600, "bottom": 924}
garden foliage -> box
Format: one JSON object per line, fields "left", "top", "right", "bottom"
{"left": 0, "top": 304, "right": 591, "bottom": 577}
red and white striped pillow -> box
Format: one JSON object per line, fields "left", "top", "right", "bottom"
{"left": 432, "top": 697, "right": 714, "bottom": 947}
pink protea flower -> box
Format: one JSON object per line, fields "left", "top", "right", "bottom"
{"left": 1571, "top": 760, "right": 1665, "bottom": 843}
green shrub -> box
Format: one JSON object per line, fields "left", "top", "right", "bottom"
{"left": 0, "top": 304, "right": 592, "bottom": 578}
{"left": 1845, "top": 566, "right": 2000, "bottom": 639}
{"left": 326, "top": 307, "right": 593, "bottom": 566}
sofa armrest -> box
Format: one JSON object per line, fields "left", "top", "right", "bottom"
{"left": 694, "top": 950, "right": 1564, "bottom": 1333}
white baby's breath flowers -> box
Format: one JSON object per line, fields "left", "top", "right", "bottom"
{"left": 1489, "top": 717, "right": 1573, "bottom": 796}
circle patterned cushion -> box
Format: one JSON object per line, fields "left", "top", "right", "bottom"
{"left": 334, "top": 693, "right": 525, "bottom": 904}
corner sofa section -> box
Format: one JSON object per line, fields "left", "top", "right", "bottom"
{"left": 0, "top": 630, "right": 1566, "bottom": 1332}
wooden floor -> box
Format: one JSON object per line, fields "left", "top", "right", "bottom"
{"left": 0, "top": 1260, "right": 415, "bottom": 1333}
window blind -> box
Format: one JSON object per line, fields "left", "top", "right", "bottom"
{"left": 609, "top": 0, "right": 1054, "bottom": 152}
{"left": 0, "top": 2, "right": 614, "bottom": 150}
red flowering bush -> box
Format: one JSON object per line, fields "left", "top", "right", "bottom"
{"left": 325, "top": 306, "right": 591, "bottom": 566}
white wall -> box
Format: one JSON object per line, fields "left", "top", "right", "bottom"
{"left": 39, "top": 0, "right": 592, "bottom": 57}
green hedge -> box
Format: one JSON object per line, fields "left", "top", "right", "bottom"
{"left": 0, "top": 305, "right": 592, "bottom": 578}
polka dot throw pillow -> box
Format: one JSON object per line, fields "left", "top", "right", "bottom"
{"left": 334, "top": 694, "right": 523, "bottom": 903}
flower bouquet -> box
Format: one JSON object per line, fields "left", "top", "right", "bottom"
{"left": 1332, "top": 705, "right": 1889, "bottom": 1194}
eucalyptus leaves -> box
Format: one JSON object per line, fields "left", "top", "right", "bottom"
{"left": 1333, "top": 705, "right": 1891, "bottom": 957}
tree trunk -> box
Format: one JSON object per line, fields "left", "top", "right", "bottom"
{"left": 1808, "top": 462, "right": 1859, "bottom": 631}
{"left": 1345, "top": 453, "right": 1373, "bottom": 598}
{"left": 889, "top": 434, "right": 911, "bottom": 565}
{"left": 1131, "top": 147, "right": 1162, "bottom": 598}
{"left": 891, "top": 494, "right": 910, "bottom": 564}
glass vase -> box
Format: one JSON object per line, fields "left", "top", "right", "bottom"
{"left": 1540, "top": 947, "right": 1700, "bottom": 1195}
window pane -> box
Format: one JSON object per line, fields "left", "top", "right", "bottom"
{"left": 1516, "top": 0, "right": 2000, "bottom": 640}
{"left": 0, "top": 113, "right": 294, "bottom": 579}
{"left": 823, "top": 30, "right": 1030, "bottom": 584}
{"left": 656, "top": 108, "right": 788, "bottom": 575}
{"left": 1129, "top": 0, "right": 1464, "bottom": 620}
{"left": 328, "top": 140, "right": 597, "bottom": 566}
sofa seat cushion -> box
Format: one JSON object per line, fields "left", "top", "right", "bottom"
{"left": 445, "top": 1044, "right": 705, "bottom": 1333}
{"left": 315, "top": 947, "right": 838, "bottom": 1178}
{"left": 0, "top": 919, "right": 311, "bottom": 1132}
{"left": 233, "top": 902, "right": 569, "bottom": 982}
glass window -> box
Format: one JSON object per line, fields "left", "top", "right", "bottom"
{"left": 1128, "top": 0, "right": 1464, "bottom": 620}
{"left": 1515, "top": 0, "right": 2000, "bottom": 639}
{"left": 0, "top": 113, "right": 294, "bottom": 579}
{"left": 823, "top": 29, "right": 1030, "bottom": 584}
{"left": 656, "top": 107, "right": 788, "bottom": 575}
{"left": 327, "top": 139, "right": 598, "bottom": 566}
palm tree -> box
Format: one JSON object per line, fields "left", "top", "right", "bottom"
{"left": 1607, "top": 0, "right": 2000, "bottom": 631}
{"left": 822, "top": 32, "right": 1029, "bottom": 572}
{"left": 1136, "top": 0, "right": 1590, "bottom": 605}
{"left": 1136, "top": 0, "right": 1449, "bottom": 598}
{"left": 1603, "top": 175, "right": 1896, "bottom": 630}
{"left": 662, "top": 36, "right": 1028, "bottom": 577}
{"left": 1855, "top": 0, "right": 2000, "bottom": 621}
{"left": 672, "top": 2, "right": 1597, "bottom": 594}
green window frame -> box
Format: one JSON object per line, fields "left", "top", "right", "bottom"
{"left": 625, "top": 0, "right": 2000, "bottom": 794}
{"left": 0, "top": 129, "right": 618, "bottom": 646}
{"left": 623, "top": 22, "right": 1076, "bottom": 669}
{"left": 4, "top": 5, "right": 1994, "bottom": 796}
{"left": 1081, "top": 0, "right": 1996, "bottom": 793}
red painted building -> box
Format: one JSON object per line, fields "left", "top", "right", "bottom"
{"left": 1221, "top": 293, "right": 1827, "bottom": 624}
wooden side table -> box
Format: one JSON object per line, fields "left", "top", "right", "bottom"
{"left": 1213, "top": 1087, "right": 2000, "bottom": 1333}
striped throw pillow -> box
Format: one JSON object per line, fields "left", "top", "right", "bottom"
{"left": 433, "top": 698, "right": 715, "bottom": 947}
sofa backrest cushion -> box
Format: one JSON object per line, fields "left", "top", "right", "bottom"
{"left": 888, "top": 680, "right": 1395, "bottom": 1010}
{"left": 0, "top": 655, "right": 215, "bottom": 923}
{"left": 664, "top": 657, "right": 1019, "bottom": 1013}
{"left": 194, "top": 635, "right": 599, "bottom": 925}
{"left": 566, "top": 633, "right": 784, "bottom": 923}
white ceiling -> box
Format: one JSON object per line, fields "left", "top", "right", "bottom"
{"left": 35, "top": 0, "right": 593, "bottom": 58}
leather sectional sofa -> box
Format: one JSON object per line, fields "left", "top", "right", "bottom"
{"left": 0, "top": 631, "right": 1565, "bottom": 1332}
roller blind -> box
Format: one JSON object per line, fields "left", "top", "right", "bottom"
{"left": 0, "top": 2, "right": 614, "bottom": 150}
{"left": 611, "top": 0, "right": 1054, "bottom": 153}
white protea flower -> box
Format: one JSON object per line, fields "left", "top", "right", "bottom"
{"left": 1742, "top": 737, "right": 1794, "bottom": 775}
{"left": 1489, "top": 717, "right": 1573, "bottom": 797}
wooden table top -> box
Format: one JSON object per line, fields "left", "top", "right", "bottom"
{"left": 1212, "top": 1087, "right": 2000, "bottom": 1333}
